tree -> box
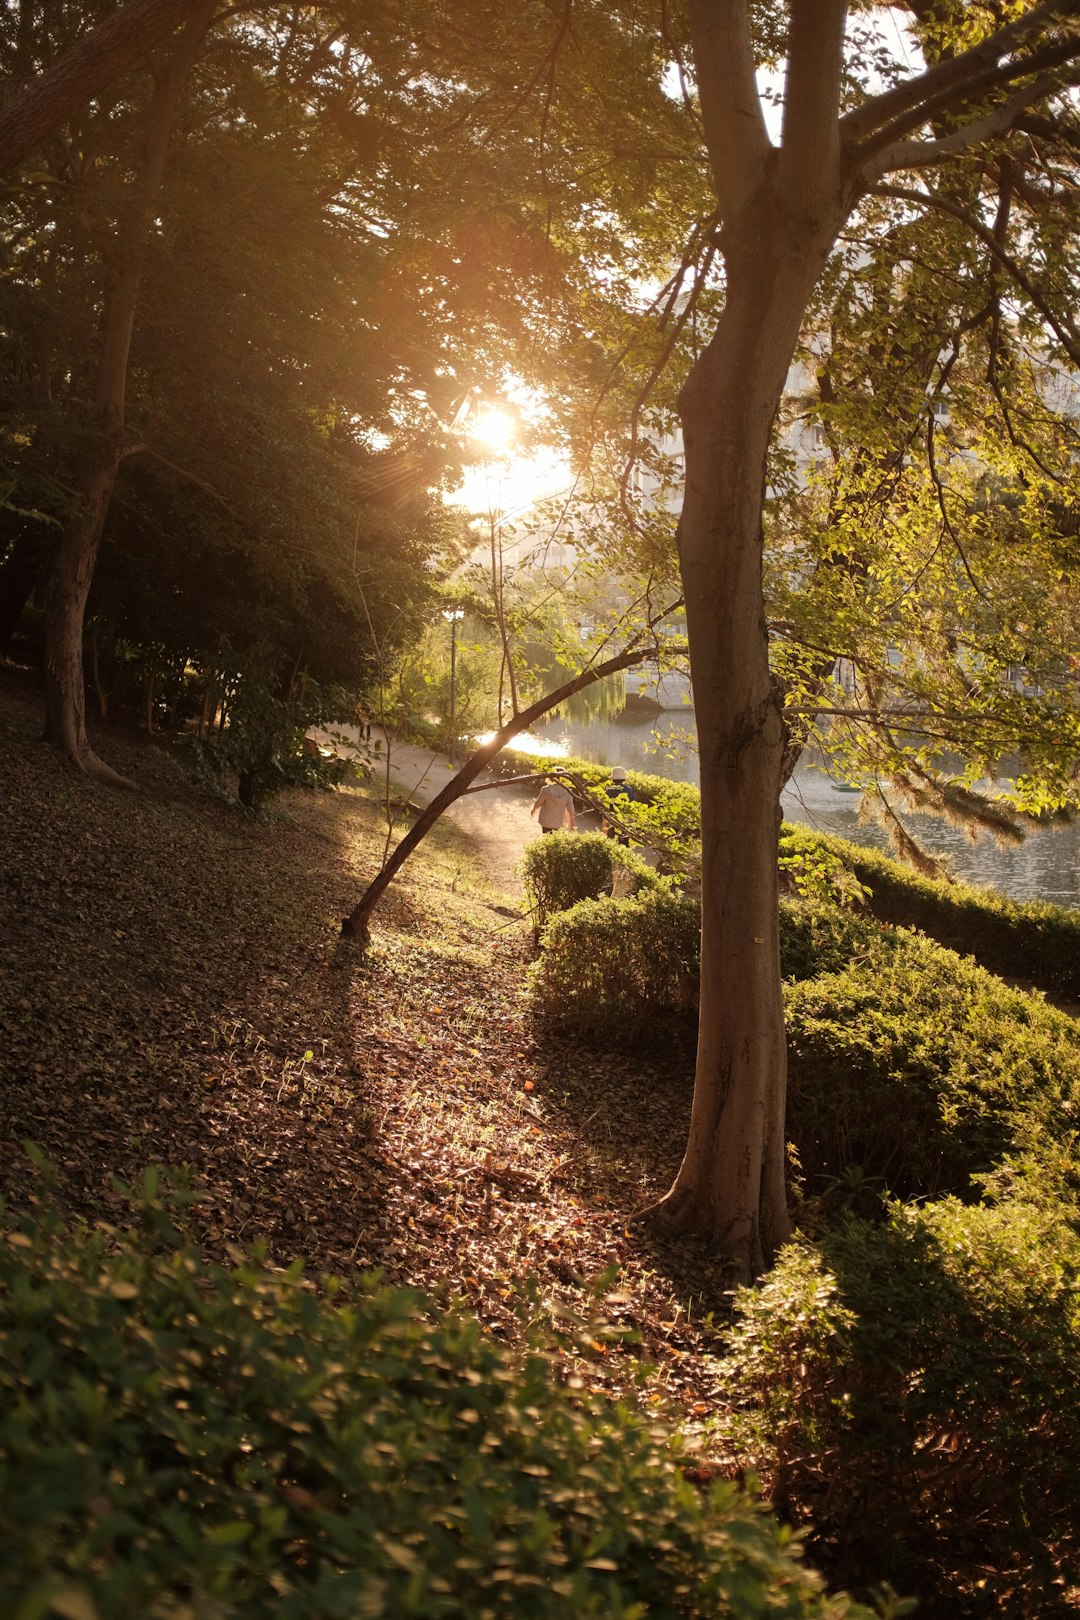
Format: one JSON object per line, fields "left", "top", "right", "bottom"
{"left": 0, "top": 0, "right": 194, "bottom": 174}
{"left": 640, "top": 0, "right": 1080, "bottom": 1277}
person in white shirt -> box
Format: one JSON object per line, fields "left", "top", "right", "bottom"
{"left": 531, "top": 769, "right": 576, "bottom": 833}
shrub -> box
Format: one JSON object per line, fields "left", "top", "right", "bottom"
{"left": 497, "top": 748, "right": 703, "bottom": 843}
{"left": 530, "top": 895, "right": 891, "bottom": 1037}
{"left": 190, "top": 653, "right": 360, "bottom": 811}
{"left": 521, "top": 832, "right": 660, "bottom": 933}
{"left": 777, "top": 901, "right": 885, "bottom": 984}
{"left": 715, "top": 1195, "right": 1080, "bottom": 1617}
{"left": 0, "top": 1183, "right": 875, "bottom": 1620}
{"left": 785, "top": 928, "right": 1080, "bottom": 1203}
{"left": 531, "top": 888, "right": 701, "bottom": 1037}
{"left": 780, "top": 822, "right": 1080, "bottom": 1000}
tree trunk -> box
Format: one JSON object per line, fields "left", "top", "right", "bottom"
{"left": 0, "top": 0, "right": 195, "bottom": 175}
{"left": 41, "top": 1, "right": 214, "bottom": 783}
{"left": 642, "top": 209, "right": 840, "bottom": 1280}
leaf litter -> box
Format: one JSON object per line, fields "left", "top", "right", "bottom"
{"left": 0, "top": 675, "right": 737, "bottom": 1446}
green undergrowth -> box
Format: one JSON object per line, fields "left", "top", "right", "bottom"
{"left": 520, "top": 832, "right": 663, "bottom": 933}
{"left": 785, "top": 927, "right": 1080, "bottom": 1205}
{"left": 0, "top": 1176, "right": 883, "bottom": 1620}
{"left": 779, "top": 822, "right": 1080, "bottom": 999}
{"left": 715, "top": 1190, "right": 1080, "bottom": 1618}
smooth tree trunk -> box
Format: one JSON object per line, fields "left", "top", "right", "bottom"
{"left": 643, "top": 184, "right": 845, "bottom": 1280}
{"left": 42, "top": 2, "right": 214, "bottom": 782}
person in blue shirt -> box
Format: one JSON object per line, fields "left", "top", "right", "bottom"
{"left": 602, "top": 766, "right": 636, "bottom": 845}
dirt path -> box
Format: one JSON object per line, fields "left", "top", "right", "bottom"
{"left": 354, "top": 733, "right": 597, "bottom": 897}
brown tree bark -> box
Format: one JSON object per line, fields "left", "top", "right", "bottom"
{"left": 42, "top": 1, "right": 216, "bottom": 783}
{"left": 640, "top": 0, "right": 1080, "bottom": 1279}
{"left": 0, "top": 0, "right": 196, "bottom": 175}
{"left": 644, "top": 219, "right": 843, "bottom": 1276}
{"left": 639, "top": 0, "right": 849, "bottom": 1279}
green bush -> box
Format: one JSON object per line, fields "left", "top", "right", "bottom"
{"left": 530, "top": 888, "right": 700, "bottom": 1036}
{"left": 529, "top": 895, "right": 886, "bottom": 1037}
{"left": 521, "top": 832, "right": 661, "bottom": 933}
{"left": 716, "top": 1195, "right": 1080, "bottom": 1617}
{"left": 0, "top": 1183, "right": 876, "bottom": 1620}
{"left": 785, "top": 928, "right": 1080, "bottom": 1203}
{"left": 780, "top": 822, "right": 1080, "bottom": 1000}
{"left": 498, "top": 749, "right": 703, "bottom": 843}
{"left": 776, "top": 901, "right": 885, "bottom": 984}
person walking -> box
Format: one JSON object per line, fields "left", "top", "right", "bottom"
{"left": 531, "top": 769, "right": 576, "bottom": 834}
{"left": 602, "top": 766, "right": 637, "bottom": 845}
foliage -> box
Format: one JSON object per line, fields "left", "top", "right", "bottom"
{"left": 530, "top": 888, "right": 700, "bottom": 1038}
{"left": 715, "top": 1195, "right": 1080, "bottom": 1617}
{"left": 0, "top": 1181, "right": 875, "bottom": 1620}
{"left": 780, "top": 823, "right": 1080, "bottom": 1001}
{"left": 774, "top": 901, "right": 884, "bottom": 986}
{"left": 520, "top": 832, "right": 661, "bottom": 933}
{"left": 785, "top": 927, "right": 1080, "bottom": 1206}
{"left": 529, "top": 888, "right": 890, "bottom": 1032}
{"left": 188, "top": 651, "right": 362, "bottom": 811}
{"left": 778, "top": 829, "right": 869, "bottom": 912}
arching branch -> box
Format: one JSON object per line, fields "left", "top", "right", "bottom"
{"left": 340, "top": 601, "right": 684, "bottom": 941}
{"left": 870, "top": 183, "right": 1080, "bottom": 367}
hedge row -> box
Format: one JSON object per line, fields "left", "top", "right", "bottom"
{"left": 785, "top": 928, "right": 1080, "bottom": 1205}
{"left": 0, "top": 1184, "right": 874, "bottom": 1620}
{"left": 496, "top": 745, "right": 703, "bottom": 840}
{"left": 780, "top": 823, "right": 1080, "bottom": 1000}
{"left": 531, "top": 888, "right": 1080, "bottom": 1207}
{"left": 520, "top": 832, "right": 662, "bottom": 933}
{"left": 529, "top": 892, "right": 887, "bottom": 1036}
{"left": 717, "top": 1193, "right": 1080, "bottom": 1618}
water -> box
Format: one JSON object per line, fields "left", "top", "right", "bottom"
{"left": 528, "top": 708, "right": 1080, "bottom": 909}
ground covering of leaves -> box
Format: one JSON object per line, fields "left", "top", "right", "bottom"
{"left": 0, "top": 673, "right": 736, "bottom": 1438}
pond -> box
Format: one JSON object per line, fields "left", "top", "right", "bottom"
{"left": 526, "top": 707, "right": 1080, "bottom": 909}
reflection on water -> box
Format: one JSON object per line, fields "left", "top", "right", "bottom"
{"left": 530, "top": 709, "right": 1080, "bottom": 909}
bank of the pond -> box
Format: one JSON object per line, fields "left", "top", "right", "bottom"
{"left": 529, "top": 709, "right": 1080, "bottom": 909}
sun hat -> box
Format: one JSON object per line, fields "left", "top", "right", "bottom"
{"left": 610, "top": 766, "right": 627, "bottom": 781}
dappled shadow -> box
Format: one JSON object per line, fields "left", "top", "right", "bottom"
{"left": 776, "top": 1212, "right": 1078, "bottom": 1617}
{"left": 528, "top": 1022, "right": 750, "bottom": 1322}
{"left": 0, "top": 679, "right": 392, "bottom": 1272}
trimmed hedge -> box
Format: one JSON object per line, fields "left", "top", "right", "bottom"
{"left": 529, "top": 894, "right": 887, "bottom": 1035}
{"left": 529, "top": 888, "right": 700, "bottom": 1037}
{"left": 717, "top": 1195, "right": 1080, "bottom": 1617}
{"left": 0, "top": 1186, "right": 875, "bottom": 1620}
{"left": 532, "top": 889, "right": 1080, "bottom": 1211}
{"left": 520, "top": 832, "right": 661, "bottom": 933}
{"left": 780, "top": 822, "right": 1080, "bottom": 1000}
{"left": 785, "top": 928, "right": 1080, "bottom": 1203}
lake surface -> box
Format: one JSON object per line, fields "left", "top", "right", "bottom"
{"left": 528, "top": 708, "right": 1080, "bottom": 909}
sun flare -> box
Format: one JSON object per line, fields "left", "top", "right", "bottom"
{"left": 470, "top": 406, "right": 517, "bottom": 454}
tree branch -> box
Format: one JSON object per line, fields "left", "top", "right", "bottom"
{"left": 0, "top": 0, "right": 197, "bottom": 174}
{"left": 341, "top": 601, "right": 684, "bottom": 939}
{"left": 870, "top": 182, "right": 1080, "bottom": 366}
{"left": 862, "top": 67, "right": 1080, "bottom": 183}
{"left": 778, "top": 0, "right": 846, "bottom": 205}
{"left": 685, "top": 0, "right": 771, "bottom": 220}
{"left": 841, "top": 0, "right": 1080, "bottom": 148}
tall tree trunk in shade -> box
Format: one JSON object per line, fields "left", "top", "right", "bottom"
{"left": 42, "top": 1, "right": 216, "bottom": 783}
